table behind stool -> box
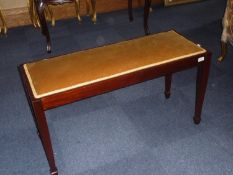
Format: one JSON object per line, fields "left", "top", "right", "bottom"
{"left": 34, "top": 0, "right": 152, "bottom": 53}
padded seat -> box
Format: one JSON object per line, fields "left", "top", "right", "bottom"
{"left": 24, "top": 30, "right": 205, "bottom": 99}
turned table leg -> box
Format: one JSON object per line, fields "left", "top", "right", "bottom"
{"left": 32, "top": 100, "right": 58, "bottom": 175}
{"left": 193, "top": 54, "right": 211, "bottom": 124}
{"left": 35, "top": 0, "right": 52, "bottom": 53}
{"left": 164, "top": 74, "right": 172, "bottom": 99}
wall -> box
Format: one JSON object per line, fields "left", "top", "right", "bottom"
{"left": 0, "top": 0, "right": 27, "bottom": 9}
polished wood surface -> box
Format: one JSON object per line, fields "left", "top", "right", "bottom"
{"left": 19, "top": 32, "right": 211, "bottom": 175}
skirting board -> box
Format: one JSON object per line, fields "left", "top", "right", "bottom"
{"left": 164, "top": 0, "right": 200, "bottom": 6}
{"left": 2, "top": 0, "right": 162, "bottom": 28}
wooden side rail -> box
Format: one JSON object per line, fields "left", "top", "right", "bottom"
{"left": 19, "top": 31, "right": 211, "bottom": 175}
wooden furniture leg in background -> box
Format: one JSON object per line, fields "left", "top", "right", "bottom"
{"left": 35, "top": 0, "right": 52, "bottom": 52}
{"left": 218, "top": 41, "right": 227, "bottom": 62}
{"left": 29, "top": 0, "right": 40, "bottom": 27}
{"left": 29, "top": 0, "right": 55, "bottom": 28}
{"left": 34, "top": 0, "right": 96, "bottom": 52}
{"left": 45, "top": 5, "right": 55, "bottom": 26}
{"left": 85, "top": 0, "right": 97, "bottom": 23}
{"left": 74, "top": 0, "right": 82, "bottom": 21}
{"left": 0, "top": 8, "right": 7, "bottom": 35}
{"left": 90, "top": 0, "right": 97, "bottom": 23}
{"left": 128, "top": 0, "right": 133, "bottom": 21}
{"left": 128, "top": 0, "right": 152, "bottom": 34}
{"left": 193, "top": 53, "right": 211, "bottom": 124}
{"left": 164, "top": 74, "right": 172, "bottom": 99}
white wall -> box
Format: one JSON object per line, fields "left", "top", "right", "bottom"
{"left": 0, "top": 0, "right": 27, "bottom": 9}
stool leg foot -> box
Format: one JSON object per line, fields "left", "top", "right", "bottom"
{"left": 164, "top": 92, "right": 171, "bottom": 99}
{"left": 193, "top": 116, "right": 201, "bottom": 125}
{"left": 164, "top": 74, "right": 172, "bottom": 99}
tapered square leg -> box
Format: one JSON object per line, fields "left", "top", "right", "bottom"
{"left": 31, "top": 100, "right": 58, "bottom": 175}
{"left": 193, "top": 53, "right": 211, "bottom": 124}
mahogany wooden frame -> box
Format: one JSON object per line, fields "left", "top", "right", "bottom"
{"left": 19, "top": 50, "right": 211, "bottom": 175}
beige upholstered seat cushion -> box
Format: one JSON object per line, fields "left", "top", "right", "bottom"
{"left": 24, "top": 30, "right": 206, "bottom": 99}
